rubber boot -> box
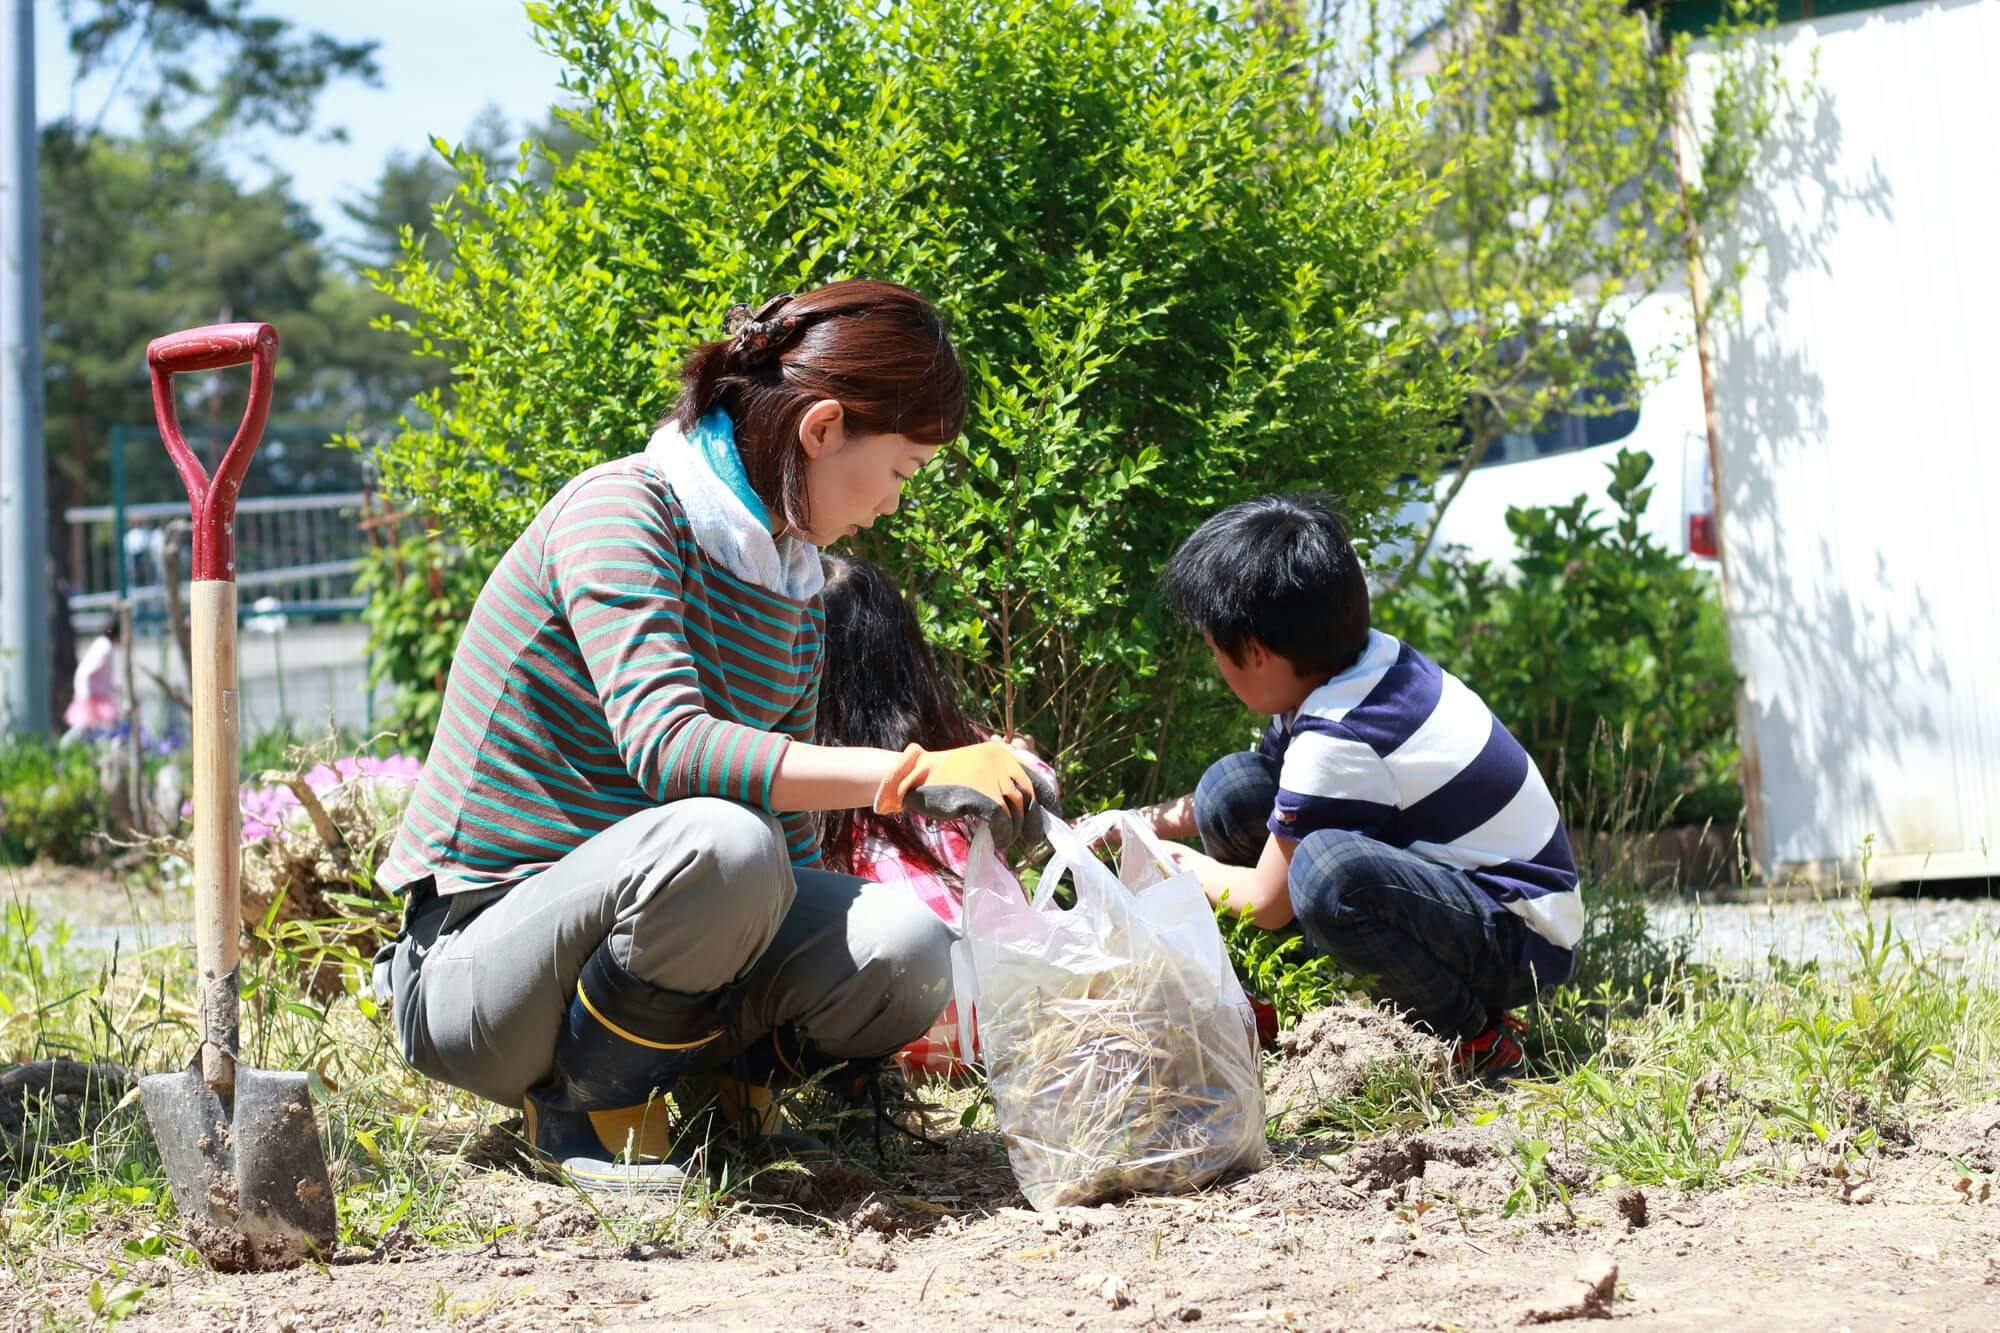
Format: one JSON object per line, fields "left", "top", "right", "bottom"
{"left": 522, "top": 945, "right": 726, "bottom": 1194}
{"left": 679, "top": 1026, "right": 888, "bottom": 1166}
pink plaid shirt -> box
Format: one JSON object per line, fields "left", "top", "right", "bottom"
{"left": 853, "top": 822, "right": 979, "bottom": 927}
{"left": 857, "top": 746, "right": 1052, "bottom": 1076}
{"left": 854, "top": 822, "right": 1008, "bottom": 1077}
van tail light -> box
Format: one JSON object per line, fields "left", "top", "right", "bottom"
{"left": 1688, "top": 513, "right": 1718, "bottom": 558}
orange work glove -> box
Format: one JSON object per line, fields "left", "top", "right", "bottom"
{"left": 874, "top": 740, "right": 1057, "bottom": 850}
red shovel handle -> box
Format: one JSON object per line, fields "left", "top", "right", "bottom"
{"left": 147, "top": 322, "right": 278, "bottom": 581}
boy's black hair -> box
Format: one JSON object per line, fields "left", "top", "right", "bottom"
{"left": 1158, "top": 493, "right": 1370, "bottom": 678}
{"left": 815, "top": 552, "right": 985, "bottom": 882}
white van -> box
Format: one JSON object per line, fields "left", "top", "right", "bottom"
{"left": 1385, "top": 292, "right": 1715, "bottom": 573}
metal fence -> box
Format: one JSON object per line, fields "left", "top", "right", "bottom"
{"left": 63, "top": 423, "right": 389, "bottom": 735}
{"left": 64, "top": 422, "right": 377, "bottom": 630}
{"left": 65, "top": 491, "right": 368, "bottom": 624}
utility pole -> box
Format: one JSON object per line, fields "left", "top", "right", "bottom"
{"left": 0, "top": 0, "right": 49, "bottom": 734}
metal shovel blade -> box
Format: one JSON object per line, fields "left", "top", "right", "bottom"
{"left": 140, "top": 1058, "right": 337, "bottom": 1270}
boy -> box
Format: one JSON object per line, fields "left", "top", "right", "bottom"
{"left": 1147, "top": 494, "right": 1583, "bottom": 1080}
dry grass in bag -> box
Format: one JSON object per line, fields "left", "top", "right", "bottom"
{"left": 982, "top": 954, "right": 1267, "bottom": 1209}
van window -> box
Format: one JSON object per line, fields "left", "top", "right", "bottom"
{"left": 1466, "top": 328, "right": 1640, "bottom": 468}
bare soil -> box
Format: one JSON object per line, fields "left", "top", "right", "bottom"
{"left": 0, "top": 860, "right": 134, "bottom": 919}
{"left": 0, "top": 1060, "right": 130, "bottom": 1160}
{"left": 7, "top": 1099, "right": 1998, "bottom": 1332}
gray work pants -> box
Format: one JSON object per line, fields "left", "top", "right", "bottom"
{"left": 383, "top": 798, "right": 952, "bottom": 1109}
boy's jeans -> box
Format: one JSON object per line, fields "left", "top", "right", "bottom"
{"left": 1195, "top": 752, "right": 1541, "bottom": 1040}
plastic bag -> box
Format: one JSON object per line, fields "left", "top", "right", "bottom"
{"left": 951, "top": 810, "right": 1268, "bottom": 1210}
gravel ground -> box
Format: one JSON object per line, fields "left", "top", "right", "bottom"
{"left": 1648, "top": 892, "right": 2000, "bottom": 975}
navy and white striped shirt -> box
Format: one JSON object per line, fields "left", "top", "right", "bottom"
{"left": 1264, "top": 630, "right": 1583, "bottom": 982}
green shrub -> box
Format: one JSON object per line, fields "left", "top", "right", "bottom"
{"left": 0, "top": 738, "right": 111, "bottom": 867}
{"left": 1375, "top": 448, "right": 1741, "bottom": 830}
{"left": 365, "top": 0, "right": 1462, "bottom": 806}
{"left": 354, "top": 533, "right": 495, "bottom": 753}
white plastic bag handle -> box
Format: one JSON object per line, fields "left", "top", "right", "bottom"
{"left": 1112, "top": 814, "right": 1188, "bottom": 885}
{"left": 1041, "top": 809, "right": 1187, "bottom": 906}
{"left": 949, "top": 936, "right": 980, "bottom": 1065}
{"left": 1032, "top": 808, "right": 1139, "bottom": 911}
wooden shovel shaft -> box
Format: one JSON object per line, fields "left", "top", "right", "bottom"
{"left": 190, "top": 581, "right": 241, "bottom": 1092}
{"left": 146, "top": 320, "right": 273, "bottom": 1099}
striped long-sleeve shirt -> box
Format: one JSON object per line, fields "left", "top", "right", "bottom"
{"left": 379, "top": 435, "right": 825, "bottom": 897}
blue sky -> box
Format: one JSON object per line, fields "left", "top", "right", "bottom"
{"left": 32, "top": 0, "right": 594, "bottom": 248}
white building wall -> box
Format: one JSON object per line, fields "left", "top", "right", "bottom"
{"left": 1695, "top": 0, "right": 2000, "bottom": 884}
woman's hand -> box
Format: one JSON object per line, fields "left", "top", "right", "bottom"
{"left": 999, "top": 732, "right": 1063, "bottom": 815}
{"left": 769, "top": 742, "right": 906, "bottom": 815}
{"left": 876, "top": 740, "right": 1060, "bottom": 849}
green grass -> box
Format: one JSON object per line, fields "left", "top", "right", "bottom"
{"left": 0, "top": 888, "right": 739, "bottom": 1317}
{"left": 1246, "top": 867, "right": 2000, "bottom": 1199}
{"left": 1521, "top": 885, "right": 1999, "bottom": 1190}
{"left": 1, "top": 828, "right": 1996, "bottom": 1306}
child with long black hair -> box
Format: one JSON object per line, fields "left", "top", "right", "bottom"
{"left": 815, "top": 553, "right": 1056, "bottom": 1077}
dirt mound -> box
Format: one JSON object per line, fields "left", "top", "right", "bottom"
{"left": 1921, "top": 1100, "right": 2000, "bottom": 1172}
{"left": 840, "top": 1192, "right": 911, "bottom": 1237}
{"left": 0, "top": 1060, "right": 131, "bottom": 1170}
{"left": 1336, "top": 1121, "right": 1512, "bottom": 1190}
{"left": 1318, "top": 1120, "right": 1590, "bottom": 1212}
{"left": 1264, "top": 1004, "right": 1449, "bottom": 1132}
{"left": 1226, "top": 1148, "right": 1378, "bottom": 1213}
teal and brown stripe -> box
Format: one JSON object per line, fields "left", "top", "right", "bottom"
{"left": 379, "top": 456, "right": 824, "bottom": 896}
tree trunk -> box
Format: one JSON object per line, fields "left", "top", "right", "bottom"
{"left": 1391, "top": 418, "right": 1500, "bottom": 587}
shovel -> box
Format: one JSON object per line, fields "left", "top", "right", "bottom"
{"left": 137, "top": 322, "right": 338, "bottom": 1270}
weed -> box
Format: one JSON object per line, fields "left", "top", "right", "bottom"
{"left": 1278, "top": 1052, "right": 1458, "bottom": 1145}
{"left": 1215, "top": 908, "right": 1348, "bottom": 1031}
{"left": 1497, "top": 1135, "right": 1573, "bottom": 1221}
{"left": 1510, "top": 850, "right": 1998, "bottom": 1188}
{"left": 86, "top": 1274, "right": 149, "bottom": 1326}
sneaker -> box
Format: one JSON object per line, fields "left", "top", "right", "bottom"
{"left": 1453, "top": 1023, "right": 1526, "bottom": 1085}
{"left": 1497, "top": 1011, "right": 1530, "bottom": 1040}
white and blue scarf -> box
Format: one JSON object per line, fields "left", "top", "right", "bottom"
{"left": 643, "top": 410, "right": 825, "bottom": 603}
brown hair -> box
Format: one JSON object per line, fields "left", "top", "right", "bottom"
{"left": 667, "top": 280, "right": 967, "bottom": 535}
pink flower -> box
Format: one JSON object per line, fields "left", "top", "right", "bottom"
{"left": 181, "top": 755, "right": 423, "bottom": 844}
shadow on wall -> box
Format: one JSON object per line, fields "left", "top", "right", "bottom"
{"left": 1706, "top": 2, "right": 1983, "bottom": 884}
